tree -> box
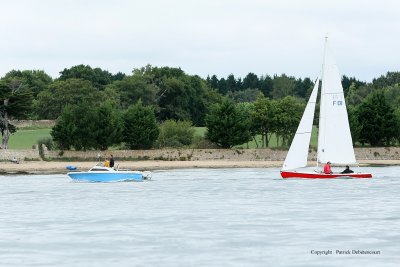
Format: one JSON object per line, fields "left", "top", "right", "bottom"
{"left": 123, "top": 101, "right": 159, "bottom": 149}
{"left": 107, "top": 74, "right": 159, "bottom": 109}
{"left": 58, "top": 64, "right": 114, "bottom": 89}
{"left": 93, "top": 102, "right": 124, "bottom": 150}
{"left": 208, "top": 75, "right": 219, "bottom": 89}
{"left": 294, "top": 77, "right": 313, "bottom": 99}
{"left": 158, "top": 77, "right": 192, "bottom": 122}
{"left": 227, "top": 88, "right": 261, "bottom": 103}
{"left": 3, "top": 70, "right": 53, "bottom": 97}
{"left": 205, "top": 99, "right": 252, "bottom": 148}
{"left": 51, "top": 102, "right": 123, "bottom": 151}
{"left": 270, "top": 74, "right": 296, "bottom": 99}
{"left": 236, "top": 102, "right": 256, "bottom": 148}
{"left": 252, "top": 94, "right": 277, "bottom": 147}
{"left": 128, "top": 65, "right": 216, "bottom": 126}
{"left": 226, "top": 74, "right": 238, "bottom": 92}
{"left": 66, "top": 104, "right": 98, "bottom": 151}
{"left": 35, "top": 78, "right": 110, "bottom": 119}
{"left": 242, "top": 72, "right": 259, "bottom": 89}
{"left": 345, "top": 83, "right": 375, "bottom": 107}
{"left": 372, "top": 72, "right": 400, "bottom": 89}
{"left": 259, "top": 75, "right": 273, "bottom": 97}
{"left": 342, "top": 75, "right": 366, "bottom": 97}
{"left": 358, "top": 91, "right": 398, "bottom": 146}
{"left": 347, "top": 105, "right": 361, "bottom": 145}
{"left": 0, "top": 78, "right": 33, "bottom": 149}
{"left": 383, "top": 84, "right": 400, "bottom": 108}
{"left": 218, "top": 78, "right": 228, "bottom": 95}
{"left": 275, "top": 96, "right": 305, "bottom": 146}
{"left": 51, "top": 106, "right": 76, "bottom": 150}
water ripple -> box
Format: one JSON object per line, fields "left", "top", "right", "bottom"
{"left": 0, "top": 167, "right": 399, "bottom": 266}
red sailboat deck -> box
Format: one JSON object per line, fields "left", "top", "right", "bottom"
{"left": 281, "top": 171, "right": 372, "bottom": 179}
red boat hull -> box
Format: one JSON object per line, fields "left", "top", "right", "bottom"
{"left": 281, "top": 171, "right": 372, "bottom": 179}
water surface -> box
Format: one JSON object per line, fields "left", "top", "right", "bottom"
{"left": 0, "top": 167, "right": 399, "bottom": 266}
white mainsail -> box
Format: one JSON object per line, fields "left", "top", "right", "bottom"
{"left": 317, "top": 39, "right": 356, "bottom": 165}
{"left": 282, "top": 79, "right": 319, "bottom": 171}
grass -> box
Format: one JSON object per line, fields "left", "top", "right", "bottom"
{"left": 8, "top": 128, "right": 52, "bottom": 149}
{"left": 196, "top": 126, "right": 319, "bottom": 149}
{"left": 6, "top": 126, "right": 319, "bottom": 150}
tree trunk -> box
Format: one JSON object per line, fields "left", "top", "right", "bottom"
{"left": 1, "top": 99, "right": 9, "bottom": 149}
{"left": 261, "top": 132, "right": 265, "bottom": 148}
{"left": 253, "top": 136, "right": 259, "bottom": 148}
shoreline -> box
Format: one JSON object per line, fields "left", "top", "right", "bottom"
{"left": 1, "top": 159, "right": 399, "bottom": 175}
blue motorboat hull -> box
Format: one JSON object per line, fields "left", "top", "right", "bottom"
{"left": 68, "top": 172, "right": 143, "bottom": 182}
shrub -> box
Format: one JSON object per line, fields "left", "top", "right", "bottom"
{"left": 38, "top": 137, "right": 54, "bottom": 151}
{"left": 156, "top": 120, "right": 195, "bottom": 148}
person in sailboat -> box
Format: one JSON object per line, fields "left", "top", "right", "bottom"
{"left": 324, "top": 161, "right": 332, "bottom": 174}
{"left": 341, "top": 165, "right": 354, "bottom": 174}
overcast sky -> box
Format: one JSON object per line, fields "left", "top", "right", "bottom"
{"left": 1, "top": 0, "right": 399, "bottom": 81}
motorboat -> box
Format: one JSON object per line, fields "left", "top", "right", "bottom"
{"left": 67, "top": 164, "right": 152, "bottom": 182}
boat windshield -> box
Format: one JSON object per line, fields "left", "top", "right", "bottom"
{"left": 90, "top": 168, "right": 110, "bottom": 172}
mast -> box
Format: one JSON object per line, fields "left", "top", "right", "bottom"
{"left": 316, "top": 36, "right": 328, "bottom": 168}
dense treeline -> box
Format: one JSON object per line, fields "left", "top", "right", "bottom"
{"left": 0, "top": 64, "right": 399, "bottom": 150}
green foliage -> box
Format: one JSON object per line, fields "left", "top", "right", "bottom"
{"left": 383, "top": 84, "right": 400, "bottom": 108}
{"left": 346, "top": 83, "right": 375, "bottom": 107}
{"left": 242, "top": 72, "right": 259, "bottom": 90}
{"left": 70, "top": 105, "right": 98, "bottom": 151}
{"left": 275, "top": 96, "right": 305, "bottom": 146}
{"left": 51, "top": 106, "right": 75, "bottom": 150}
{"left": 358, "top": 91, "right": 398, "bottom": 146}
{"left": 51, "top": 103, "right": 124, "bottom": 151}
{"left": 2, "top": 63, "right": 400, "bottom": 149}
{"left": 270, "top": 74, "right": 296, "bottom": 99}
{"left": 252, "top": 94, "right": 277, "bottom": 147}
{"left": 107, "top": 74, "right": 158, "bottom": 109}
{"left": 342, "top": 75, "right": 366, "bottom": 97}
{"left": 395, "top": 108, "right": 400, "bottom": 144}
{"left": 3, "top": 70, "right": 53, "bottom": 98}
{"left": 110, "top": 65, "right": 215, "bottom": 126}
{"left": 347, "top": 105, "right": 362, "bottom": 144}
{"left": 0, "top": 78, "right": 33, "bottom": 148}
{"left": 37, "top": 137, "right": 54, "bottom": 159}
{"left": 37, "top": 137, "right": 54, "bottom": 151}
{"left": 372, "top": 72, "right": 400, "bottom": 89}
{"left": 0, "top": 79, "right": 33, "bottom": 119}
{"left": 123, "top": 101, "right": 160, "bottom": 149}
{"left": 227, "top": 88, "right": 261, "bottom": 103}
{"left": 156, "top": 120, "right": 195, "bottom": 148}
{"left": 93, "top": 102, "right": 124, "bottom": 150}
{"left": 35, "top": 78, "right": 110, "bottom": 119}
{"left": 58, "top": 64, "right": 116, "bottom": 89}
{"left": 295, "top": 77, "right": 314, "bottom": 99}
{"left": 158, "top": 77, "right": 192, "bottom": 121}
{"left": 205, "top": 99, "right": 252, "bottom": 148}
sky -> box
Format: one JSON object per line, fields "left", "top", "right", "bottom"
{"left": 1, "top": 0, "right": 399, "bottom": 82}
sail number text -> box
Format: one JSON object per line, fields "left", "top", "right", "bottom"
{"left": 332, "top": 94, "right": 343, "bottom": 106}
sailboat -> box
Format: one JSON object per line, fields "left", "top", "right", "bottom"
{"left": 280, "top": 38, "right": 372, "bottom": 179}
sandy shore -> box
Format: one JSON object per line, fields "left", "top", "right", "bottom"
{"left": 1, "top": 159, "right": 399, "bottom": 174}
